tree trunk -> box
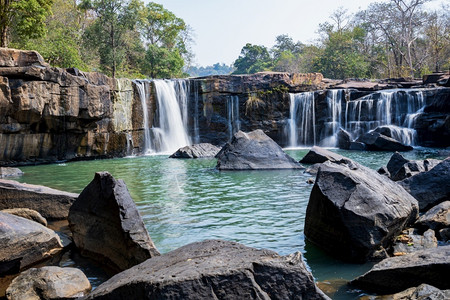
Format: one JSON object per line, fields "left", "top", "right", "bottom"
{"left": 0, "top": 25, "right": 8, "bottom": 47}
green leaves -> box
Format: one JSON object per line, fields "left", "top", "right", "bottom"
{"left": 233, "top": 43, "right": 272, "bottom": 74}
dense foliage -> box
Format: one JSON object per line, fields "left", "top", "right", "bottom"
{"left": 3, "top": 0, "right": 449, "bottom": 79}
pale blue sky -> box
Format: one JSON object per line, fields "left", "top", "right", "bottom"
{"left": 151, "top": 0, "right": 445, "bottom": 67}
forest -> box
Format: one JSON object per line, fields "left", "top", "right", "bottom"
{"left": 0, "top": 0, "right": 448, "bottom": 79}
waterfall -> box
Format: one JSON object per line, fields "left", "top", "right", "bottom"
{"left": 321, "top": 89, "right": 343, "bottom": 147}
{"left": 227, "top": 95, "right": 241, "bottom": 140}
{"left": 133, "top": 80, "right": 152, "bottom": 153}
{"left": 113, "top": 78, "right": 134, "bottom": 155}
{"left": 288, "top": 92, "right": 316, "bottom": 147}
{"left": 192, "top": 81, "right": 200, "bottom": 144}
{"left": 153, "top": 79, "right": 191, "bottom": 154}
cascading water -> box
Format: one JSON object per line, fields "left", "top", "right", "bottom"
{"left": 227, "top": 95, "right": 241, "bottom": 140}
{"left": 152, "top": 79, "right": 191, "bottom": 153}
{"left": 321, "top": 89, "right": 344, "bottom": 147}
{"left": 192, "top": 81, "right": 200, "bottom": 144}
{"left": 133, "top": 80, "right": 152, "bottom": 153}
{"left": 288, "top": 92, "right": 316, "bottom": 147}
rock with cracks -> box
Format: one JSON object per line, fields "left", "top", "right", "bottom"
{"left": 351, "top": 245, "right": 450, "bottom": 294}
{"left": 0, "top": 179, "right": 78, "bottom": 220}
{"left": 6, "top": 266, "right": 91, "bottom": 300}
{"left": 386, "top": 152, "right": 440, "bottom": 181}
{"left": 68, "top": 172, "right": 159, "bottom": 272}
{"left": 216, "top": 130, "right": 303, "bottom": 170}
{"left": 299, "top": 146, "right": 347, "bottom": 164}
{"left": 304, "top": 159, "right": 419, "bottom": 262}
{"left": 399, "top": 158, "right": 450, "bottom": 212}
{"left": 170, "top": 143, "right": 221, "bottom": 158}
{"left": 84, "top": 239, "right": 329, "bottom": 300}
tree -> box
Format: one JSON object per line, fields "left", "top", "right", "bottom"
{"left": 0, "top": 0, "right": 54, "bottom": 47}
{"left": 233, "top": 43, "right": 272, "bottom": 74}
{"left": 424, "top": 8, "right": 450, "bottom": 72}
{"left": 271, "top": 34, "right": 303, "bottom": 59}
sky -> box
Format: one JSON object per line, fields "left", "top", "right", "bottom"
{"left": 151, "top": 0, "right": 446, "bottom": 67}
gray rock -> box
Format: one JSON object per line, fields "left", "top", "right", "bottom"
{"left": 386, "top": 152, "right": 441, "bottom": 181}
{"left": 364, "top": 284, "right": 450, "bottom": 300}
{"left": 386, "top": 152, "right": 410, "bottom": 177}
{"left": 377, "top": 166, "right": 390, "bottom": 177}
{"left": 170, "top": 143, "right": 221, "bottom": 158}
{"left": 0, "top": 179, "right": 78, "bottom": 220}
{"left": 415, "top": 201, "right": 450, "bottom": 234}
{"left": 0, "top": 168, "right": 23, "bottom": 178}
{"left": 351, "top": 245, "right": 450, "bottom": 294}
{"left": 0, "top": 212, "right": 62, "bottom": 276}
{"left": 84, "top": 239, "right": 329, "bottom": 300}
{"left": 68, "top": 172, "right": 159, "bottom": 272}
{"left": 349, "top": 141, "right": 366, "bottom": 150}
{"left": 304, "top": 159, "right": 419, "bottom": 262}
{"left": 216, "top": 130, "right": 303, "bottom": 170}
{"left": 399, "top": 158, "right": 450, "bottom": 212}
{"left": 1, "top": 208, "right": 47, "bottom": 226}
{"left": 438, "top": 228, "right": 450, "bottom": 241}
{"left": 392, "top": 228, "right": 437, "bottom": 255}
{"left": 336, "top": 129, "right": 351, "bottom": 150}
{"left": 6, "top": 266, "right": 91, "bottom": 300}
{"left": 356, "top": 132, "right": 413, "bottom": 151}
{"left": 304, "top": 163, "right": 322, "bottom": 175}
{"left": 299, "top": 146, "right": 347, "bottom": 164}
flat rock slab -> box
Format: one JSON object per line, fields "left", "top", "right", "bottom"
{"left": 85, "top": 239, "right": 329, "bottom": 300}
{"left": 6, "top": 266, "right": 91, "bottom": 300}
{"left": 68, "top": 172, "right": 159, "bottom": 272}
{"left": 1, "top": 208, "right": 47, "bottom": 226}
{"left": 304, "top": 159, "right": 419, "bottom": 262}
{"left": 399, "top": 158, "right": 450, "bottom": 212}
{"left": 0, "top": 212, "right": 62, "bottom": 276}
{"left": 0, "top": 179, "right": 78, "bottom": 220}
{"left": 216, "top": 130, "right": 303, "bottom": 170}
{"left": 351, "top": 245, "right": 450, "bottom": 294}
{"left": 170, "top": 143, "right": 221, "bottom": 158}
{"left": 299, "top": 146, "right": 347, "bottom": 164}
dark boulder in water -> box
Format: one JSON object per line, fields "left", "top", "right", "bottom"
{"left": 336, "top": 129, "right": 351, "bottom": 150}
{"left": 357, "top": 131, "right": 413, "bottom": 151}
{"left": 84, "top": 239, "right": 329, "bottom": 300}
{"left": 216, "top": 130, "right": 303, "bottom": 170}
{"left": 68, "top": 172, "right": 160, "bottom": 272}
{"left": 170, "top": 143, "right": 221, "bottom": 158}
{"left": 299, "top": 146, "right": 347, "bottom": 164}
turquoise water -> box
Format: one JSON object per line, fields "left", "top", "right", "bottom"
{"left": 14, "top": 148, "right": 446, "bottom": 299}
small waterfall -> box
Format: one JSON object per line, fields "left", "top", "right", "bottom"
{"left": 321, "top": 89, "right": 344, "bottom": 147}
{"left": 153, "top": 79, "right": 191, "bottom": 153}
{"left": 134, "top": 80, "right": 152, "bottom": 153}
{"left": 288, "top": 92, "right": 316, "bottom": 147}
{"left": 192, "top": 81, "right": 200, "bottom": 144}
{"left": 227, "top": 95, "right": 241, "bottom": 140}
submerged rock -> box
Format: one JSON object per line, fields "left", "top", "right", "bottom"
{"left": 399, "top": 158, "right": 450, "bottom": 212}
{"left": 0, "top": 212, "right": 62, "bottom": 276}
{"left": 0, "top": 168, "right": 23, "bottom": 178}
{"left": 304, "top": 159, "right": 419, "bottom": 262}
{"left": 0, "top": 179, "right": 78, "bottom": 220}
{"left": 170, "top": 143, "right": 221, "bottom": 158}
{"left": 6, "top": 266, "right": 91, "bottom": 300}
{"left": 68, "top": 172, "right": 159, "bottom": 272}
{"left": 1, "top": 208, "right": 47, "bottom": 226}
{"left": 299, "top": 146, "right": 347, "bottom": 164}
{"left": 216, "top": 130, "right": 303, "bottom": 170}
{"left": 85, "top": 239, "right": 329, "bottom": 300}
{"left": 356, "top": 132, "right": 413, "bottom": 151}
{"left": 351, "top": 245, "right": 450, "bottom": 294}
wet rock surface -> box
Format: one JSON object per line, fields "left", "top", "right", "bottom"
{"left": 356, "top": 132, "right": 413, "bottom": 151}
{"left": 85, "top": 239, "right": 329, "bottom": 300}
{"left": 216, "top": 130, "right": 303, "bottom": 170}
{"left": 170, "top": 143, "right": 221, "bottom": 158}
{"left": 6, "top": 266, "right": 91, "bottom": 300}
{"left": 0, "top": 179, "right": 78, "bottom": 220}
{"left": 68, "top": 172, "right": 159, "bottom": 272}
{"left": 351, "top": 245, "right": 450, "bottom": 294}
{"left": 304, "top": 159, "right": 419, "bottom": 262}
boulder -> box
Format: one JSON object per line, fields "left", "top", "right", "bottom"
{"left": 0, "top": 48, "right": 48, "bottom": 68}
{"left": 1, "top": 208, "right": 47, "bottom": 226}
{"left": 0, "top": 179, "right": 78, "bottom": 220}
{"left": 170, "top": 143, "right": 221, "bottom": 158}
{"left": 364, "top": 284, "right": 450, "bottom": 300}
{"left": 377, "top": 166, "right": 390, "bottom": 177}
{"left": 351, "top": 245, "right": 450, "bottom": 294}
{"left": 216, "top": 130, "right": 303, "bottom": 170}
{"left": 84, "top": 239, "right": 329, "bottom": 300}
{"left": 0, "top": 212, "right": 62, "bottom": 276}
{"left": 336, "top": 128, "right": 351, "bottom": 150}
{"left": 299, "top": 146, "right": 347, "bottom": 164}
{"left": 392, "top": 228, "right": 437, "bottom": 255}
{"left": 399, "top": 158, "right": 450, "bottom": 212}
{"left": 0, "top": 168, "right": 23, "bottom": 178}
{"left": 68, "top": 172, "right": 159, "bottom": 272}
{"left": 386, "top": 152, "right": 441, "bottom": 181}
{"left": 5, "top": 266, "right": 91, "bottom": 300}
{"left": 356, "top": 132, "right": 413, "bottom": 151}
{"left": 304, "top": 159, "right": 419, "bottom": 262}
{"left": 349, "top": 141, "right": 366, "bottom": 150}
{"left": 439, "top": 228, "right": 450, "bottom": 241}
{"left": 415, "top": 201, "right": 450, "bottom": 234}
{"left": 386, "top": 152, "right": 410, "bottom": 177}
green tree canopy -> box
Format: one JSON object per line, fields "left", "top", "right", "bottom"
{"left": 233, "top": 43, "right": 272, "bottom": 74}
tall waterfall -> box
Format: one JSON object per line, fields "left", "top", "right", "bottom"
{"left": 227, "top": 95, "right": 241, "bottom": 140}
{"left": 152, "top": 79, "right": 191, "bottom": 154}
{"left": 288, "top": 92, "right": 316, "bottom": 147}
{"left": 192, "top": 81, "right": 200, "bottom": 144}
{"left": 321, "top": 89, "right": 344, "bottom": 147}
{"left": 133, "top": 80, "right": 152, "bottom": 153}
